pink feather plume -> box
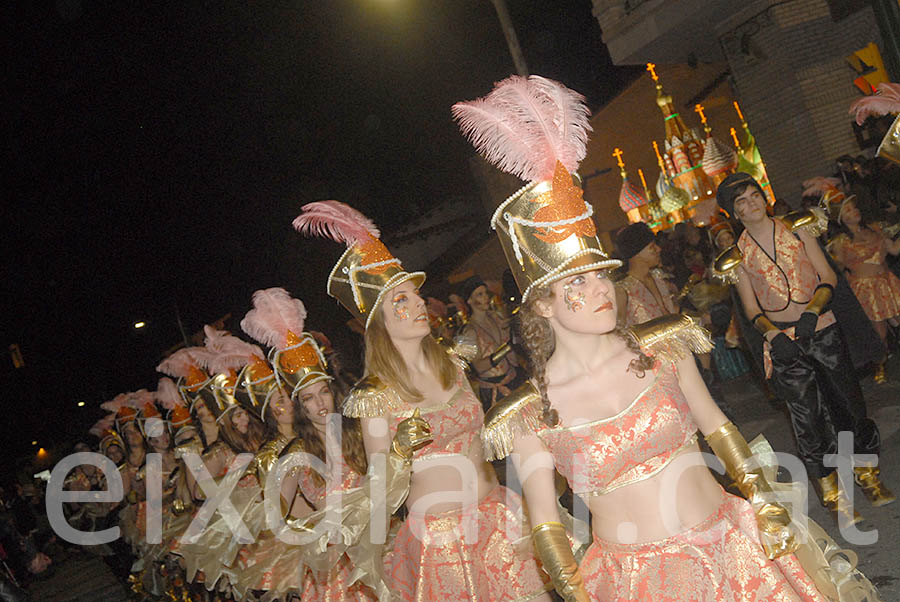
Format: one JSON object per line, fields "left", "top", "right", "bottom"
{"left": 100, "top": 393, "right": 129, "bottom": 412}
{"left": 89, "top": 414, "right": 116, "bottom": 438}
{"left": 156, "top": 347, "right": 211, "bottom": 378}
{"left": 155, "top": 377, "right": 184, "bottom": 410}
{"left": 292, "top": 200, "right": 380, "bottom": 247}
{"left": 849, "top": 82, "right": 900, "bottom": 125}
{"left": 240, "top": 287, "right": 307, "bottom": 349}
{"left": 201, "top": 325, "right": 265, "bottom": 374}
{"left": 452, "top": 75, "right": 591, "bottom": 182}
{"left": 801, "top": 176, "right": 842, "bottom": 198}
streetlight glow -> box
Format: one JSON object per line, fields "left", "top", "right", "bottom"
{"left": 32, "top": 440, "right": 37, "bottom": 446}
{"left": 77, "top": 401, "right": 85, "bottom": 407}
{"left": 133, "top": 321, "right": 146, "bottom": 329}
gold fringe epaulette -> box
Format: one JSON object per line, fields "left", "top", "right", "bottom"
{"left": 446, "top": 339, "right": 478, "bottom": 371}
{"left": 626, "top": 313, "right": 713, "bottom": 363}
{"left": 781, "top": 207, "right": 828, "bottom": 238}
{"left": 342, "top": 376, "right": 401, "bottom": 418}
{"left": 482, "top": 382, "right": 543, "bottom": 461}
{"left": 711, "top": 244, "right": 742, "bottom": 285}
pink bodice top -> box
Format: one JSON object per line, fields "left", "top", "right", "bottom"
{"left": 832, "top": 227, "right": 887, "bottom": 273}
{"left": 387, "top": 369, "right": 483, "bottom": 464}
{"left": 533, "top": 361, "right": 698, "bottom": 496}
{"left": 738, "top": 219, "right": 818, "bottom": 312}
{"left": 297, "top": 458, "right": 365, "bottom": 507}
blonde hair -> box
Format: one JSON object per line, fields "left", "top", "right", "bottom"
{"left": 517, "top": 284, "right": 655, "bottom": 426}
{"left": 364, "top": 304, "right": 456, "bottom": 403}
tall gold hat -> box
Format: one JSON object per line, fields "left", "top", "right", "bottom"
{"left": 454, "top": 75, "right": 619, "bottom": 302}
{"left": 241, "top": 288, "right": 333, "bottom": 400}
{"left": 849, "top": 82, "right": 900, "bottom": 165}
{"left": 293, "top": 201, "right": 425, "bottom": 328}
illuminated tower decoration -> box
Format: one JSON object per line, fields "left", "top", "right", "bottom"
{"left": 646, "top": 63, "right": 716, "bottom": 216}
{"left": 733, "top": 101, "right": 776, "bottom": 204}
{"left": 697, "top": 103, "right": 738, "bottom": 189}
{"left": 652, "top": 140, "right": 690, "bottom": 230}
{"left": 614, "top": 148, "right": 650, "bottom": 224}
{"left": 640, "top": 167, "right": 666, "bottom": 224}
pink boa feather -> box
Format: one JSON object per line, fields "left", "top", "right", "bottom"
{"left": 156, "top": 347, "right": 210, "bottom": 378}
{"left": 155, "top": 377, "right": 184, "bottom": 410}
{"left": 801, "top": 176, "right": 842, "bottom": 198}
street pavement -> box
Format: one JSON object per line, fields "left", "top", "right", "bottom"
{"left": 721, "top": 362, "right": 900, "bottom": 600}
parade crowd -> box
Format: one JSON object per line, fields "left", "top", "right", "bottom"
{"left": 8, "top": 78, "right": 900, "bottom": 602}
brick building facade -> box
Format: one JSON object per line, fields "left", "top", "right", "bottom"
{"left": 594, "top": 0, "right": 889, "bottom": 203}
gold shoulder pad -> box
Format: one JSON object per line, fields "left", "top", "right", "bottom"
{"left": 279, "top": 436, "right": 306, "bottom": 458}
{"left": 626, "top": 313, "right": 713, "bottom": 364}
{"left": 711, "top": 245, "right": 743, "bottom": 284}
{"left": 342, "top": 376, "right": 401, "bottom": 418}
{"left": 254, "top": 433, "right": 292, "bottom": 484}
{"left": 780, "top": 207, "right": 828, "bottom": 238}
{"left": 482, "top": 382, "right": 543, "bottom": 462}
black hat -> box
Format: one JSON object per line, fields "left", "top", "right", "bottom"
{"left": 716, "top": 172, "right": 764, "bottom": 219}
{"left": 459, "top": 275, "right": 487, "bottom": 303}
{"left": 615, "top": 223, "right": 656, "bottom": 261}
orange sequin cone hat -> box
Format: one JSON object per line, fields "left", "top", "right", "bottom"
{"left": 453, "top": 75, "right": 620, "bottom": 302}
{"left": 293, "top": 201, "right": 425, "bottom": 329}
{"left": 200, "top": 325, "right": 277, "bottom": 421}
{"left": 241, "top": 287, "right": 332, "bottom": 401}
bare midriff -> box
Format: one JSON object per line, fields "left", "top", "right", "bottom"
{"left": 587, "top": 441, "right": 723, "bottom": 544}
{"left": 406, "top": 444, "right": 499, "bottom": 515}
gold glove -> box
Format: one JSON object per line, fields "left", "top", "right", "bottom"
{"left": 391, "top": 408, "right": 432, "bottom": 462}
{"left": 706, "top": 422, "right": 798, "bottom": 560}
{"left": 531, "top": 521, "right": 589, "bottom": 602}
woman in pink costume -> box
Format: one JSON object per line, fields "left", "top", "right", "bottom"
{"left": 455, "top": 75, "right": 879, "bottom": 601}
{"left": 294, "top": 202, "right": 552, "bottom": 601}
{"left": 235, "top": 287, "right": 376, "bottom": 601}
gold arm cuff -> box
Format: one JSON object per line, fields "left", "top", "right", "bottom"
{"left": 753, "top": 314, "right": 779, "bottom": 337}
{"left": 805, "top": 285, "right": 833, "bottom": 316}
{"left": 489, "top": 342, "right": 512, "bottom": 366}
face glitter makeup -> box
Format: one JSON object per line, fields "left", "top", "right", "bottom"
{"left": 563, "top": 284, "right": 585, "bottom": 312}
{"left": 393, "top": 296, "right": 411, "bottom": 320}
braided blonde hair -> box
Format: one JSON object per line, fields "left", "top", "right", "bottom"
{"left": 517, "top": 284, "right": 655, "bottom": 426}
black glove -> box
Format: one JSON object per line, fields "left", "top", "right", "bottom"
{"left": 794, "top": 311, "right": 818, "bottom": 340}
{"left": 770, "top": 333, "right": 800, "bottom": 361}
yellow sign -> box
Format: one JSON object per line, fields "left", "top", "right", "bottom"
{"left": 847, "top": 42, "right": 889, "bottom": 94}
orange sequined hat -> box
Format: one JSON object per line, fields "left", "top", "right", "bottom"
{"left": 454, "top": 76, "right": 619, "bottom": 302}
{"left": 241, "top": 287, "right": 333, "bottom": 400}
{"left": 201, "top": 325, "right": 278, "bottom": 420}
{"left": 293, "top": 201, "right": 425, "bottom": 329}
{"left": 156, "top": 347, "right": 214, "bottom": 413}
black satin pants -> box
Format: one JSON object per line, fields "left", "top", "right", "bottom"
{"left": 769, "top": 323, "right": 880, "bottom": 479}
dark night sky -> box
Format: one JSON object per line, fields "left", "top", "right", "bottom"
{"left": 4, "top": 0, "right": 638, "bottom": 460}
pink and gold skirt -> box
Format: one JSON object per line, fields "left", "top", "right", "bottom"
{"left": 848, "top": 271, "right": 900, "bottom": 322}
{"left": 233, "top": 532, "right": 377, "bottom": 602}
{"left": 385, "top": 485, "right": 550, "bottom": 602}
{"left": 581, "top": 490, "right": 826, "bottom": 601}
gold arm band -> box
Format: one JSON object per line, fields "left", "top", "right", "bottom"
{"left": 531, "top": 521, "right": 589, "bottom": 602}
{"left": 751, "top": 313, "right": 778, "bottom": 337}
{"left": 489, "top": 342, "right": 511, "bottom": 366}
{"left": 805, "top": 284, "right": 833, "bottom": 316}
